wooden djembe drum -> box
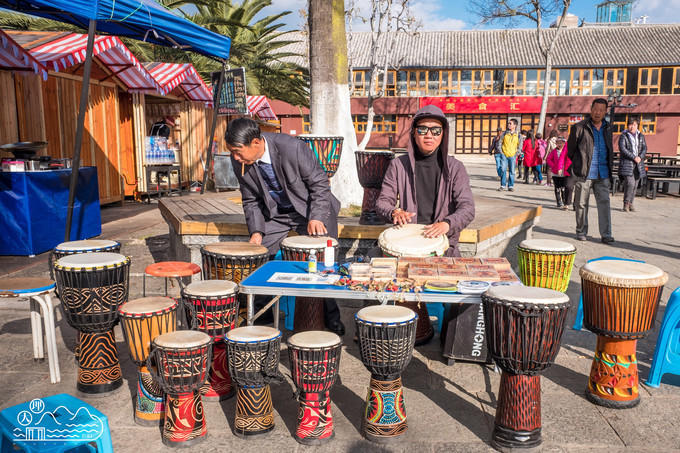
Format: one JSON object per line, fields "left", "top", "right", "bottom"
{"left": 355, "top": 150, "right": 394, "bottom": 225}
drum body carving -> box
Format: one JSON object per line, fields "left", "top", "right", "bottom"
{"left": 182, "top": 280, "right": 239, "bottom": 401}
{"left": 298, "top": 135, "right": 344, "bottom": 178}
{"left": 355, "top": 150, "right": 394, "bottom": 225}
{"left": 226, "top": 326, "right": 282, "bottom": 437}
{"left": 483, "top": 286, "right": 570, "bottom": 450}
{"left": 54, "top": 252, "right": 130, "bottom": 395}
{"left": 119, "top": 297, "right": 177, "bottom": 426}
{"left": 378, "top": 224, "right": 449, "bottom": 345}
{"left": 355, "top": 305, "right": 416, "bottom": 443}
{"left": 517, "top": 239, "right": 576, "bottom": 292}
{"left": 281, "top": 236, "right": 338, "bottom": 332}
{"left": 148, "top": 331, "right": 212, "bottom": 448}
{"left": 580, "top": 260, "right": 668, "bottom": 408}
{"left": 287, "top": 331, "right": 342, "bottom": 445}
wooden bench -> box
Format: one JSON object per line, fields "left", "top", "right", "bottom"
{"left": 646, "top": 177, "right": 680, "bottom": 199}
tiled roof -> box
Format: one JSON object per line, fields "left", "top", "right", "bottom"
{"left": 278, "top": 24, "right": 680, "bottom": 69}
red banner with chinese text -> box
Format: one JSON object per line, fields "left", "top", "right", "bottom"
{"left": 420, "top": 96, "right": 543, "bottom": 114}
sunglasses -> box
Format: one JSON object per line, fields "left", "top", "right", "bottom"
{"left": 415, "top": 125, "right": 443, "bottom": 136}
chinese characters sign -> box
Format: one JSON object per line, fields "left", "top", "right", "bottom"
{"left": 212, "top": 67, "right": 247, "bottom": 115}
{"left": 420, "top": 96, "right": 542, "bottom": 114}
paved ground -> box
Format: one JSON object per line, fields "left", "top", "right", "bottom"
{"left": 1, "top": 156, "right": 679, "bottom": 452}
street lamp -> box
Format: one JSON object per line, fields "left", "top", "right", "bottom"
{"left": 607, "top": 94, "right": 637, "bottom": 125}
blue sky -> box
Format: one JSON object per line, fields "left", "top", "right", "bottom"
{"left": 256, "top": 0, "right": 680, "bottom": 31}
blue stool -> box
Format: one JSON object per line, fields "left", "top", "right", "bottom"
{"left": 572, "top": 256, "right": 644, "bottom": 330}
{"left": 0, "top": 393, "right": 113, "bottom": 452}
{"left": 647, "top": 287, "right": 680, "bottom": 388}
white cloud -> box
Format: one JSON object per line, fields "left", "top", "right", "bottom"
{"left": 349, "top": 0, "right": 467, "bottom": 32}
{"left": 633, "top": 0, "right": 680, "bottom": 23}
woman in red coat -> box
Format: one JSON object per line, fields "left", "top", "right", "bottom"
{"left": 522, "top": 130, "right": 543, "bottom": 184}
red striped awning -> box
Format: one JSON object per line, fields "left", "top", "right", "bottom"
{"left": 144, "top": 62, "right": 212, "bottom": 102}
{"left": 0, "top": 30, "right": 48, "bottom": 79}
{"left": 27, "top": 32, "right": 162, "bottom": 93}
{"left": 247, "top": 95, "right": 278, "bottom": 121}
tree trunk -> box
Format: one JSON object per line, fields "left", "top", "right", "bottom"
{"left": 309, "top": 0, "right": 362, "bottom": 207}
{"left": 537, "top": 54, "right": 551, "bottom": 136}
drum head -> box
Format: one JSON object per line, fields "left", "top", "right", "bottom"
{"left": 485, "top": 285, "right": 570, "bottom": 305}
{"left": 184, "top": 279, "right": 238, "bottom": 297}
{"left": 119, "top": 297, "right": 176, "bottom": 315}
{"left": 356, "top": 305, "right": 416, "bottom": 323}
{"left": 519, "top": 239, "right": 576, "bottom": 253}
{"left": 288, "top": 330, "right": 341, "bottom": 349}
{"left": 56, "top": 252, "right": 127, "bottom": 269}
{"left": 226, "top": 326, "right": 280, "bottom": 342}
{"left": 55, "top": 239, "right": 119, "bottom": 252}
{"left": 153, "top": 330, "right": 211, "bottom": 348}
{"left": 378, "top": 224, "right": 449, "bottom": 257}
{"left": 202, "top": 242, "right": 268, "bottom": 257}
{"left": 281, "top": 235, "right": 338, "bottom": 249}
{"left": 580, "top": 260, "right": 668, "bottom": 288}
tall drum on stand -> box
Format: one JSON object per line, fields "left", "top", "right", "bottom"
{"left": 118, "top": 297, "right": 178, "bottom": 425}
{"left": 355, "top": 150, "right": 394, "bottom": 225}
{"left": 517, "top": 239, "right": 576, "bottom": 292}
{"left": 482, "top": 286, "right": 570, "bottom": 450}
{"left": 580, "top": 260, "right": 668, "bottom": 408}
{"left": 182, "top": 280, "right": 239, "bottom": 401}
{"left": 54, "top": 252, "right": 130, "bottom": 395}
{"left": 281, "top": 236, "right": 338, "bottom": 332}
{"left": 378, "top": 224, "right": 449, "bottom": 345}
{"left": 297, "top": 135, "right": 344, "bottom": 178}
{"left": 355, "top": 305, "right": 417, "bottom": 443}
{"left": 287, "top": 331, "right": 342, "bottom": 445}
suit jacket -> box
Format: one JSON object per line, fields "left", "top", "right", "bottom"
{"left": 566, "top": 118, "right": 614, "bottom": 180}
{"left": 231, "top": 132, "right": 340, "bottom": 235}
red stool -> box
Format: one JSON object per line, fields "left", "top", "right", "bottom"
{"left": 143, "top": 261, "right": 201, "bottom": 297}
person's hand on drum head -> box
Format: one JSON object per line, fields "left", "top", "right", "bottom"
{"left": 391, "top": 208, "right": 415, "bottom": 226}
{"left": 307, "top": 219, "right": 327, "bottom": 236}
{"left": 249, "top": 232, "right": 263, "bottom": 245}
{"left": 423, "top": 221, "right": 449, "bottom": 238}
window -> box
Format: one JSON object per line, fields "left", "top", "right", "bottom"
{"left": 377, "top": 70, "right": 397, "bottom": 96}
{"left": 396, "top": 71, "right": 408, "bottom": 96}
{"left": 504, "top": 70, "right": 525, "bottom": 95}
{"left": 640, "top": 114, "right": 657, "bottom": 134}
{"left": 611, "top": 113, "right": 627, "bottom": 134}
{"left": 611, "top": 114, "right": 656, "bottom": 135}
{"left": 302, "top": 114, "right": 311, "bottom": 134}
{"left": 472, "top": 70, "right": 494, "bottom": 95}
{"left": 638, "top": 68, "right": 661, "bottom": 95}
{"left": 521, "top": 114, "right": 538, "bottom": 135}
{"left": 455, "top": 114, "right": 505, "bottom": 154}
{"left": 427, "top": 71, "right": 440, "bottom": 95}
{"left": 351, "top": 70, "right": 367, "bottom": 96}
{"left": 408, "top": 70, "right": 427, "bottom": 96}
{"left": 440, "top": 70, "right": 458, "bottom": 96}
{"left": 525, "top": 70, "right": 538, "bottom": 95}
{"left": 673, "top": 67, "right": 680, "bottom": 95}
{"left": 537, "top": 70, "right": 557, "bottom": 95}
{"left": 591, "top": 69, "right": 604, "bottom": 95}
{"left": 604, "top": 68, "right": 626, "bottom": 95}
{"left": 352, "top": 114, "right": 397, "bottom": 134}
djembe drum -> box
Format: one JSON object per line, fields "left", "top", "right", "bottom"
{"left": 54, "top": 252, "right": 130, "bottom": 394}
{"left": 118, "top": 297, "right": 178, "bottom": 426}
{"left": 297, "top": 135, "right": 344, "bottom": 178}
{"left": 147, "top": 330, "right": 212, "bottom": 447}
{"left": 200, "top": 242, "right": 269, "bottom": 283}
{"left": 225, "top": 326, "right": 282, "bottom": 437}
{"left": 580, "top": 260, "right": 668, "bottom": 408}
{"left": 355, "top": 150, "right": 394, "bottom": 225}
{"left": 281, "top": 236, "right": 338, "bottom": 332}
{"left": 50, "top": 239, "right": 121, "bottom": 278}
{"left": 482, "top": 286, "right": 570, "bottom": 449}
{"left": 517, "top": 239, "right": 576, "bottom": 292}
{"left": 355, "top": 305, "right": 417, "bottom": 443}
{"left": 287, "top": 331, "right": 342, "bottom": 445}
{"left": 182, "top": 280, "right": 239, "bottom": 401}
{"left": 378, "top": 224, "right": 449, "bottom": 345}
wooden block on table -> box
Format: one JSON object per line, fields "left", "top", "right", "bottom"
{"left": 453, "top": 257, "right": 482, "bottom": 265}
{"left": 466, "top": 264, "right": 497, "bottom": 273}
{"left": 438, "top": 264, "right": 467, "bottom": 273}
{"left": 425, "top": 256, "right": 453, "bottom": 265}
{"left": 468, "top": 270, "right": 500, "bottom": 281}
{"left": 481, "top": 257, "right": 512, "bottom": 271}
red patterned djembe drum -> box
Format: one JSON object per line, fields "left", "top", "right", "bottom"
{"left": 182, "top": 280, "right": 239, "bottom": 401}
{"left": 297, "top": 135, "right": 344, "bottom": 178}
{"left": 147, "top": 330, "right": 212, "bottom": 448}
{"left": 281, "top": 235, "right": 338, "bottom": 332}
{"left": 355, "top": 150, "right": 395, "bottom": 225}
{"left": 54, "top": 252, "right": 130, "bottom": 395}
{"left": 119, "top": 297, "right": 178, "bottom": 426}
{"left": 287, "top": 331, "right": 342, "bottom": 445}
{"left": 580, "top": 260, "right": 668, "bottom": 408}
{"left": 226, "top": 326, "right": 283, "bottom": 438}
{"left": 482, "top": 286, "right": 570, "bottom": 450}
{"left": 378, "top": 224, "right": 450, "bottom": 345}
{"left": 355, "top": 305, "right": 417, "bottom": 444}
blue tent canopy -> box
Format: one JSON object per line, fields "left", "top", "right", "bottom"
{"left": 0, "top": 0, "right": 231, "bottom": 59}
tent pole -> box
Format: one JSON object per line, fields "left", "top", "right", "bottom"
{"left": 64, "top": 19, "right": 97, "bottom": 241}
{"left": 200, "top": 64, "right": 226, "bottom": 194}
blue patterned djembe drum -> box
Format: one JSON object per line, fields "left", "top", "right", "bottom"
{"left": 297, "top": 135, "right": 344, "bottom": 178}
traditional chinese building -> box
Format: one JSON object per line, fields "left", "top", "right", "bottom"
{"left": 277, "top": 23, "right": 680, "bottom": 155}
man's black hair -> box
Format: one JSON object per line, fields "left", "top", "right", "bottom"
{"left": 591, "top": 98, "right": 608, "bottom": 108}
{"left": 225, "top": 117, "right": 262, "bottom": 146}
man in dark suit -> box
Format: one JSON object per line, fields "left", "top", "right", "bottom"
{"left": 226, "top": 117, "right": 344, "bottom": 335}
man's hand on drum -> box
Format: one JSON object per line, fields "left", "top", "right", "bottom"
{"left": 307, "top": 219, "right": 327, "bottom": 236}
{"left": 423, "top": 221, "right": 449, "bottom": 238}
{"left": 392, "top": 208, "right": 415, "bottom": 226}
{"left": 249, "top": 232, "right": 263, "bottom": 245}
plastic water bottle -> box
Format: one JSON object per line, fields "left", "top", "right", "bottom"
{"left": 308, "top": 250, "right": 317, "bottom": 273}
{"left": 324, "top": 239, "right": 335, "bottom": 268}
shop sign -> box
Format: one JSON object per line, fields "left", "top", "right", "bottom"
{"left": 420, "top": 96, "right": 542, "bottom": 114}
{"left": 212, "top": 67, "right": 247, "bottom": 115}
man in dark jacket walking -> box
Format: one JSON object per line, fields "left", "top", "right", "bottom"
{"left": 567, "top": 98, "right": 615, "bottom": 244}
{"left": 618, "top": 118, "right": 647, "bottom": 212}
